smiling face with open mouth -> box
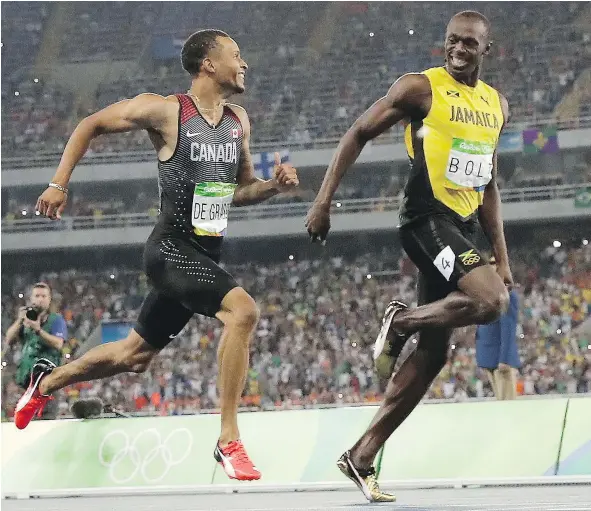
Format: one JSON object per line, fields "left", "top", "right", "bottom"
{"left": 444, "top": 14, "right": 491, "bottom": 86}
{"left": 209, "top": 36, "right": 248, "bottom": 94}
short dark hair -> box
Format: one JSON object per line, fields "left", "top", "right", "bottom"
{"left": 181, "top": 29, "right": 230, "bottom": 76}
{"left": 32, "top": 282, "right": 51, "bottom": 294}
{"left": 451, "top": 10, "right": 491, "bottom": 38}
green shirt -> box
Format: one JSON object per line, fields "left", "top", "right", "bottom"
{"left": 15, "top": 313, "right": 64, "bottom": 388}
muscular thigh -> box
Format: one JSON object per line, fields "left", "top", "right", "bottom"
{"left": 400, "top": 215, "right": 487, "bottom": 360}
{"left": 136, "top": 238, "right": 240, "bottom": 350}
{"left": 144, "top": 237, "right": 239, "bottom": 317}
{"left": 400, "top": 215, "right": 486, "bottom": 291}
{"left": 135, "top": 290, "right": 194, "bottom": 350}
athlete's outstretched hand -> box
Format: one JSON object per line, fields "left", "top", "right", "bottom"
{"left": 272, "top": 152, "right": 299, "bottom": 191}
{"left": 36, "top": 186, "right": 67, "bottom": 220}
{"left": 305, "top": 202, "right": 331, "bottom": 244}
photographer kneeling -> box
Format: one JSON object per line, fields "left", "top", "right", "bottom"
{"left": 4, "top": 282, "right": 67, "bottom": 419}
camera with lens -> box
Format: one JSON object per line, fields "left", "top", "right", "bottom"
{"left": 25, "top": 306, "right": 43, "bottom": 321}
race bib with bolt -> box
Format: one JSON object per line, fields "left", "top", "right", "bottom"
{"left": 192, "top": 182, "right": 237, "bottom": 237}
{"left": 445, "top": 138, "right": 494, "bottom": 191}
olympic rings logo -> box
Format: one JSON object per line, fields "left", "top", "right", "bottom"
{"left": 98, "top": 428, "right": 193, "bottom": 484}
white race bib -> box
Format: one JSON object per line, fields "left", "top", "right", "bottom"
{"left": 191, "top": 182, "right": 237, "bottom": 237}
{"left": 445, "top": 138, "right": 494, "bottom": 190}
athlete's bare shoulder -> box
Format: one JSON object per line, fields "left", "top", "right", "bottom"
{"left": 157, "top": 93, "right": 180, "bottom": 105}
{"left": 119, "top": 93, "right": 178, "bottom": 124}
{"left": 133, "top": 93, "right": 179, "bottom": 114}
{"left": 126, "top": 92, "right": 174, "bottom": 105}
{"left": 391, "top": 72, "right": 431, "bottom": 91}
{"left": 348, "top": 73, "right": 431, "bottom": 142}
{"left": 136, "top": 93, "right": 180, "bottom": 135}
{"left": 82, "top": 92, "right": 178, "bottom": 136}
{"left": 386, "top": 73, "right": 431, "bottom": 119}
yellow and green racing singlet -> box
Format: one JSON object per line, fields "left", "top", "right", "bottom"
{"left": 400, "top": 67, "right": 504, "bottom": 225}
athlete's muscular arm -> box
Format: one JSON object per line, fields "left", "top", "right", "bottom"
{"left": 478, "top": 94, "right": 513, "bottom": 288}
{"left": 36, "top": 94, "right": 175, "bottom": 219}
{"left": 306, "top": 73, "right": 430, "bottom": 241}
{"left": 230, "top": 105, "right": 299, "bottom": 207}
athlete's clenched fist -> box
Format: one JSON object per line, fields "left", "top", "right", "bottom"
{"left": 305, "top": 201, "right": 330, "bottom": 244}
{"left": 271, "top": 152, "right": 299, "bottom": 191}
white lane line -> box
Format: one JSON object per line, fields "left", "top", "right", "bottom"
{"left": 196, "top": 506, "right": 591, "bottom": 511}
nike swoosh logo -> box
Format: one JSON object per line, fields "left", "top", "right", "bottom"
{"left": 186, "top": 131, "right": 202, "bottom": 137}
{"left": 15, "top": 372, "right": 44, "bottom": 412}
{"left": 169, "top": 334, "right": 176, "bottom": 339}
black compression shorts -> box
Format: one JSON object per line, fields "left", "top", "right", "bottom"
{"left": 135, "top": 237, "right": 238, "bottom": 350}
{"left": 399, "top": 214, "right": 487, "bottom": 304}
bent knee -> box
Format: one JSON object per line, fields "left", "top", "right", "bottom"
{"left": 233, "top": 300, "right": 260, "bottom": 330}
{"left": 220, "top": 289, "right": 260, "bottom": 330}
{"left": 478, "top": 289, "right": 510, "bottom": 323}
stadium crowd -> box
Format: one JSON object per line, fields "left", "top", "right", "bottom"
{"left": 1, "top": 1, "right": 590, "bottom": 421}
{"left": 2, "top": 241, "right": 590, "bottom": 420}
{"left": 3, "top": 154, "right": 590, "bottom": 221}
{"left": 2, "top": 2, "right": 589, "bottom": 159}
{"left": 1, "top": 169, "right": 403, "bottom": 221}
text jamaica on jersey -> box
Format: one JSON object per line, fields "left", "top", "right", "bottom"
{"left": 449, "top": 106, "right": 500, "bottom": 129}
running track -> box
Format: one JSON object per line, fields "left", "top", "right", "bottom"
{"left": 4, "top": 484, "right": 591, "bottom": 511}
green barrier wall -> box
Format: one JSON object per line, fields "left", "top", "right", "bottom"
{"left": 554, "top": 398, "right": 591, "bottom": 476}
{"left": 2, "top": 398, "right": 590, "bottom": 494}
{"left": 380, "top": 399, "right": 569, "bottom": 479}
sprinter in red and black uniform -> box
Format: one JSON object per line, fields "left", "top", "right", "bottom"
{"left": 17, "top": 29, "right": 299, "bottom": 481}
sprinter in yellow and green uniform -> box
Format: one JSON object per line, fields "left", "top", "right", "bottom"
{"left": 401, "top": 65, "right": 503, "bottom": 223}
{"left": 307, "top": 10, "right": 515, "bottom": 503}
